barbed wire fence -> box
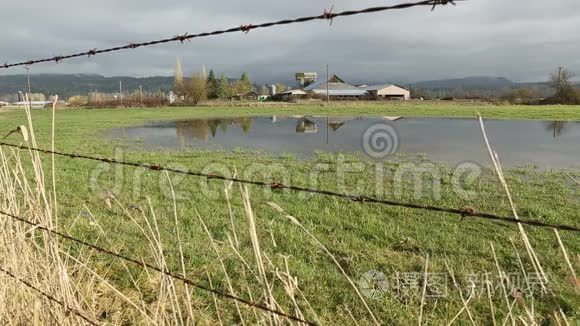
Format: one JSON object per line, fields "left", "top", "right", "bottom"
{"left": 0, "top": 0, "right": 458, "bottom": 70}
{"left": 0, "top": 141, "right": 578, "bottom": 233}
{"left": 0, "top": 209, "right": 317, "bottom": 325}
{"left": 0, "top": 266, "right": 101, "bottom": 325}
{"left": 4, "top": 0, "right": 577, "bottom": 325}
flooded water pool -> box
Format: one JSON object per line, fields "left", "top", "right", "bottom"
{"left": 111, "top": 116, "right": 580, "bottom": 168}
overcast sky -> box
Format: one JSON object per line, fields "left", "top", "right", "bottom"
{"left": 2, "top": 0, "right": 579, "bottom": 83}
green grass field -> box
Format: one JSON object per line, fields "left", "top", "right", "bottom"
{"left": 0, "top": 103, "right": 578, "bottom": 324}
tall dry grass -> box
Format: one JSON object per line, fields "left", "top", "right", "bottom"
{"left": 0, "top": 99, "right": 320, "bottom": 325}
{"left": 0, "top": 99, "right": 577, "bottom": 325}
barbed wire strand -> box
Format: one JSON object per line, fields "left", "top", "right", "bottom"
{"left": 0, "top": 0, "right": 460, "bottom": 69}
{"left": 0, "top": 266, "right": 100, "bottom": 325}
{"left": 0, "top": 141, "right": 577, "bottom": 233}
{"left": 0, "top": 209, "right": 317, "bottom": 326}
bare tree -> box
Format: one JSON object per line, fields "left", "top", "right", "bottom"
{"left": 550, "top": 67, "right": 578, "bottom": 104}
{"left": 187, "top": 72, "right": 207, "bottom": 105}
{"left": 174, "top": 57, "right": 185, "bottom": 96}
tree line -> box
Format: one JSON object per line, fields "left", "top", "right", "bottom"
{"left": 174, "top": 58, "right": 257, "bottom": 105}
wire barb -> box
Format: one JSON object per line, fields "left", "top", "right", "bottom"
{"left": 431, "top": 0, "right": 456, "bottom": 11}
{"left": 240, "top": 24, "right": 254, "bottom": 34}
{"left": 460, "top": 207, "right": 476, "bottom": 217}
{"left": 270, "top": 182, "right": 285, "bottom": 190}
{"left": 323, "top": 5, "right": 335, "bottom": 25}
{"left": 175, "top": 33, "right": 190, "bottom": 43}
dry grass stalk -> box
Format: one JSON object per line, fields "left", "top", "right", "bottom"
{"left": 478, "top": 116, "right": 549, "bottom": 290}
{"left": 443, "top": 259, "right": 476, "bottom": 325}
{"left": 490, "top": 242, "right": 516, "bottom": 326}
{"left": 418, "top": 254, "right": 429, "bottom": 326}
{"left": 196, "top": 210, "right": 247, "bottom": 325}
{"left": 266, "top": 201, "right": 381, "bottom": 326}
{"left": 479, "top": 115, "right": 573, "bottom": 325}
{"left": 552, "top": 230, "right": 579, "bottom": 292}
{"left": 240, "top": 186, "right": 280, "bottom": 325}
{"left": 565, "top": 172, "right": 580, "bottom": 187}
{"left": 484, "top": 272, "right": 498, "bottom": 326}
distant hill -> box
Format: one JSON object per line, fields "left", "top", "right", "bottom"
{"left": 0, "top": 74, "right": 566, "bottom": 100}
{"left": 0, "top": 74, "right": 174, "bottom": 99}
{"left": 412, "top": 76, "right": 514, "bottom": 90}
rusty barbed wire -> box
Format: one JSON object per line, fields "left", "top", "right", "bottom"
{"left": 0, "top": 141, "right": 578, "bottom": 233}
{"left": 0, "top": 209, "right": 318, "bottom": 326}
{"left": 0, "top": 266, "right": 100, "bottom": 325}
{"left": 0, "top": 0, "right": 459, "bottom": 70}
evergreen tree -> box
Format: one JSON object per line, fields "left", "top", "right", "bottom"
{"left": 239, "top": 72, "right": 252, "bottom": 94}
{"left": 207, "top": 70, "right": 220, "bottom": 99}
{"left": 218, "top": 74, "right": 229, "bottom": 99}
{"left": 206, "top": 69, "right": 218, "bottom": 99}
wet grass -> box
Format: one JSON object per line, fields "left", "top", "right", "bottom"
{"left": 0, "top": 105, "right": 578, "bottom": 324}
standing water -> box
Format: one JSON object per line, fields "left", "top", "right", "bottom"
{"left": 111, "top": 116, "right": 580, "bottom": 168}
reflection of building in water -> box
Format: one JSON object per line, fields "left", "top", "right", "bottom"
{"left": 327, "top": 117, "right": 354, "bottom": 132}
{"left": 271, "top": 116, "right": 290, "bottom": 123}
{"left": 296, "top": 117, "right": 318, "bottom": 134}
{"left": 382, "top": 116, "right": 403, "bottom": 121}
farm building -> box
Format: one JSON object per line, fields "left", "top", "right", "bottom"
{"left": 360, "top": 84, "right": 410, "bottom": 100}
{"left": 290, "top": 74, "right": 410, "bottom": 101}
{"left": 234, "top": 90, "right": 259, "bottom": 101}
{"left": 303, "top": 75, "right": 367, "bottom": 100}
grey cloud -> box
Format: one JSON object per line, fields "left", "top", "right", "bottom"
{"left": 1, "top": 0, "right": 579, "bottom": 83}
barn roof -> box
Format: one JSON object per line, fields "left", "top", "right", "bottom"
{"left": 359, "top": 84, "right": 409, "bottom": 91}
{"left": 312, "top": 89, "right": 368, "bottom": 96}
{"left": 303, "top": 74, "right": 357, "bottom": 91}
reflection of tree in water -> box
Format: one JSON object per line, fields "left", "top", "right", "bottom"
{"left": 237, "top": 117, "right": 253, "bottom": 133}
{"left": 207, "top": 119, "right": 220, "bottom": 137}
{"left": 544, "top": 121, "right": 568, "bottom": 138}
{"left": 176, "top": 120, "right": 211, "bottom": 145}
{"left": 175, "top": 118, "right": 255, "bottom": 145}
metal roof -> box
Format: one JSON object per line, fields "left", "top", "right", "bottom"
{"left": 359, "top": 84, "right": 393, "bottom": 91}
{"left": 359, "top": 84, "right": 409, "bottom": 91}
{"left": 303, "top": 74, "right": 358, "bottom": 91}
{"left": 305, "top": 81, "right": 359, "bottom": 91}
{"left": 280, "top": 89, "right": 307, "bottom": 95}
{"left": 312, "top": 89, "right": 368, "bottom": 96}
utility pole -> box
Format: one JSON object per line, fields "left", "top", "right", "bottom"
{"left": 119, "top": 80, "right": 123, "bottom": 105}
{"left": 139, "top": 85, "right": 143, "bottom": 105}
{"left": 85, "top": 83, "right": 95, "bottom": 104}
{"left": 557, "top": 66, "right": 564, "bottom": 96}
{"left": 25, "top": 66, "right": 32, "bottom": 101}
{"left": 326, "top": 64, "right": 330, "bottom": 103}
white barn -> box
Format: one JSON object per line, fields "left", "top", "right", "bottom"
{"left": 360, "top": 84, "right": 410, "bottom": 100}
